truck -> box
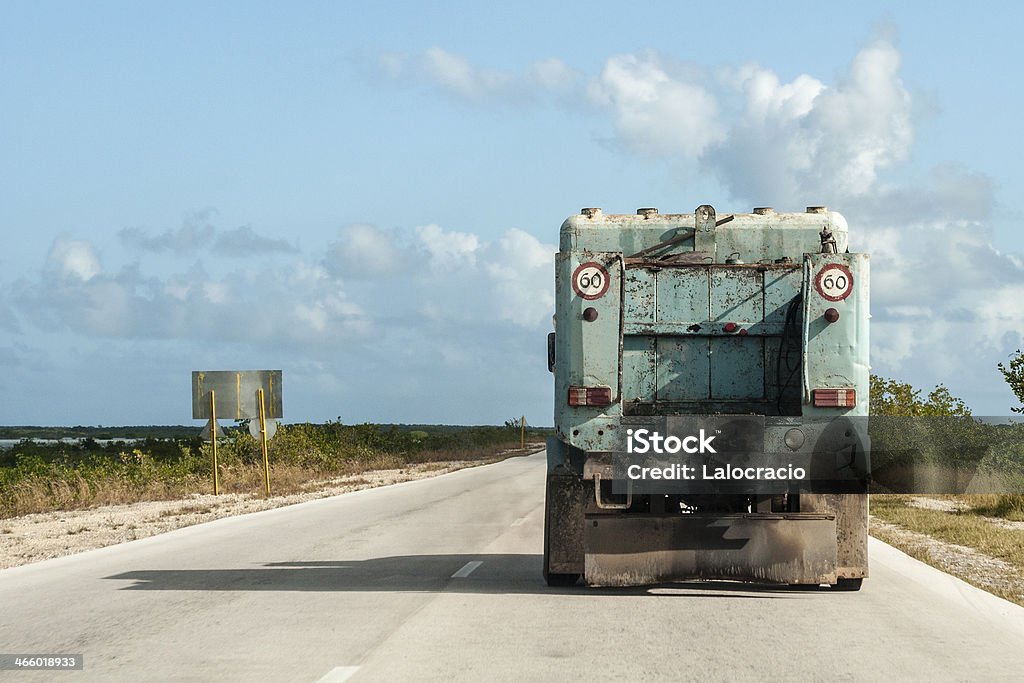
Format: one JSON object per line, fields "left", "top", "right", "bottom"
{"left": 545, "top": 204, "right": 869, "bottom": 590}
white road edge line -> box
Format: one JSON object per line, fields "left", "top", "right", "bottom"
{"left": 451, "top": 560, "right": 483, "bottom": 578}
{"left": 316, "top": 666, "right": 360, "bottom": 682}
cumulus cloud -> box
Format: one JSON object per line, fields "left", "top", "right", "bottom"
{"left": 415, "top": 223, "right": 480, "bottom": 271}
{"left": 587, "top": 52, "right": 724, "bottom": 158}
{"left": 847, "top": 206, "right": 1024, "bottom": 412}
{"left": 119, "top": 210, "right": 217, "bottom": 254}
{"left": 47, "top": 238, "right": 102, "bottom": 281}
{"left": 119, "top": 210, "right": 293, "bottom": 257}
{"left": 12, "top": 224, "right": 555, "bottom": 357}
{"left": 214, "top": 226, "right": 297, "bottom": 255}
{"left": 378, "top": 47, "right": 581, "bottom": 103}
{"left": 381, "top": 41, "right": 914, "bottom": 209}
{"left": 4, "top": 218, "right": 561, "bottom": 422}
{"left": 326, "top": 224, "right": 406, "bottom": 278}
{"left": 580, "top": 40, "right": 914, "bottom": 206}
{"left": 484, "top": 228, "right": 554, "bottom": 327}
{"left": 15, "top": 245, "right": 372, "bottom": 347}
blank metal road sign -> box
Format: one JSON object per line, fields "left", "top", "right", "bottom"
{"left": 192, "top": 370, "right": 283, "bottom": 420}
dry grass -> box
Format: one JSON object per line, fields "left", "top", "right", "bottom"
{"left": 964, "top": 493, "right": 1024, "bottom": 521}
{"left": 0, "top": 443, "right": 533, "bottom": 519}
{"left": 872, "top": 496, "right": 1024, "bottom": 568}
{"left": 1, "top": 472, "right": 205, "bottom": 519}
{"left": 871, "top": 494, "right": 1024, "bottom": 605}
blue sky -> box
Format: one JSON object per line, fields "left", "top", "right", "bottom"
{"left": 3, "top": 2, "right": 1024, "bottom": 425}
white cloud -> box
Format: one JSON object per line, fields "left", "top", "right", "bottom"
{"left": 16, "top": 243, "right": 373, "bottom": 348}
{"left": 422, "top": 47, "right": 507, "bottom": 99}
{"left": 12, "top": 224, "right": 557, "bottom": 371}
{"left": 700, "top": 40, "right": 913, "bottom": 205}
{"left": 378, "top": 47, "right": 580, "bottom": 103}
{"left": 588, "top": 52, "right": 724, "bottom": 158}
{"left": 214, "top": 226, "right": 296, "bottom": 254}
{"left": 326, "top": 224, "right": 405, "bottom": 277}
{"left": 415, "top": 223, "right": 480, "bottom": 271}
{"left": 381, "top": 41, "right": 912, "bottom": 208}
{"left": 120, "top": 210, "right": 293, "bottom": 257}
{"left": 119, "top": 210, "right": 216, "bottom": 254}
{"left": 802, "top": 40, "right": 913, "bottom": 196}
{"left": 529, "top": 58, "right": 579, "bottom": 91}
{"left": 484, "top": 229, "right": 554, "bottom": 327}
{"left": 860, "top": 215, "right": 1024, "bottom": 409}
{"left": 48, "top": 238, "right": 102, "bottom": 281}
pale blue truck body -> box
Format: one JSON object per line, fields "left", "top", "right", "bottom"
{"left": 545, "top": 206, "right": 869, "bottom": 588}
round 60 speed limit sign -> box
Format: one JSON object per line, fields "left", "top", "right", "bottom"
{"left": 815, "top": 263, "right": 854, "bottom": 301}
{"left": 572, "top": 262, "right": 610, "bottom": 300}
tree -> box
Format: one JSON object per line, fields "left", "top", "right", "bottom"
{"left": 869, "top": 375, "right": 971, "bottom": 417}
{"left": 869, "top": 375, "right": 985, "bottom": 474}
{"left": 997, "top": 350, "right": 1024, "bottom": 414}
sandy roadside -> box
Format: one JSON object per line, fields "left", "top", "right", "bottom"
{"left": 0, "top": 459, "right": 502, "bottom": 569}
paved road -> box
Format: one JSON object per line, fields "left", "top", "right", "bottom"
{"left": 2, "top": 451, "right": 1023, "bottom": 681}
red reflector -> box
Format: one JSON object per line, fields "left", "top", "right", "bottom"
{"left": 813, "top": 388, "right": 857, "bottom": 408}
{"left": 568, "top": 385, "right": 612, "bottom": 407}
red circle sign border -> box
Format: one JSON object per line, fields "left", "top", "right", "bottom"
{"left": 814, "top": 263, "right": 854, "bottom": 302}
{"left": 572, "top": 262, "right": 611, "bottom": 300}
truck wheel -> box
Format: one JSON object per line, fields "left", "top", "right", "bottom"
{"left": 831, "top": 577, "right": 863, "bottom": 591}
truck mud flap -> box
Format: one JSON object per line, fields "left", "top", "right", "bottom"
{"left": 584, "top": 514, "right": 837, "bottom": 587}
{"left": 545, "top": 475, "right": 587, "bottom": 576}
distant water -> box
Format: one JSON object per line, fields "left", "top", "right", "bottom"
{"left": 0, "top": 438, "right": 141, "bottom": 451}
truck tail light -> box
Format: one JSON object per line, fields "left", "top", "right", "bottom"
{"left": 812, "top": 388, "right": 857, "bottom": 408}
{"left": 568, "top": 386, "right": 613, "bottom": 407}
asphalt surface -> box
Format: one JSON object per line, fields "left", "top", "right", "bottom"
{"left": 2, "top": 451, "right": 1024, "bottom": 681}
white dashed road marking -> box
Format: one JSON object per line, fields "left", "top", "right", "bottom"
{"left": 451, "top": 561, "right": 483, "bottom": 578}
{"left": 316, "top": 666, "right": 359, "bottom": 682}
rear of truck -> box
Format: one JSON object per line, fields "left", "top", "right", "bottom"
{"left": 545, "top": 205, "right": 869, "bottom": 589}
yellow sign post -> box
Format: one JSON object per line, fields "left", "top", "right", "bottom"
{"left": 210, "top": 390, "right": 220, "bottom": 495}
{"left": 258, "top": 388, "right": 271, "bottom": 494}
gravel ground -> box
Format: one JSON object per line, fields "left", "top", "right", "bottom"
{"left": 870, "top": 516, "right": 1024, "bottom": 604}
{"left": 907, "top": 495, "right": 1024, "bottom": 529}
{"left": 0, "top": 460, "right": 496, "bottom": 569}
{"left": 906, "top": 496, "right": 970, "bottom": 513}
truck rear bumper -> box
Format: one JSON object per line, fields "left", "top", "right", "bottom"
{"left": 584, "top": 513, "right": 837, "bottom": 587}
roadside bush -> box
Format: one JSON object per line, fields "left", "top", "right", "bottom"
{"left": 0, "top": 423, "right": 548, "bottom": 517}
